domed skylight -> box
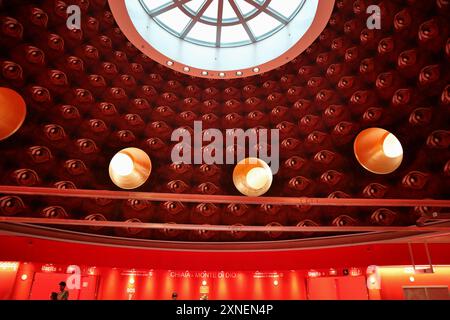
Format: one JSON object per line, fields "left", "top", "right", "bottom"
{"left": 110, "top": 0, "right": 335, "bottom": 78}
{"left": 139, "top": 0, "right": 307, "bottom": 48}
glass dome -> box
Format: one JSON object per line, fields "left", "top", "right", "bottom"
{"left": 110, "top": 0, "right": 335, "bottom": 78}
{"left": 139, "top": 0, "right": 307, "bottom": 48}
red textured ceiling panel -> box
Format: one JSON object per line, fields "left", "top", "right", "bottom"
{"left": 0, "top": 0, "right": 449, "bottom": 242}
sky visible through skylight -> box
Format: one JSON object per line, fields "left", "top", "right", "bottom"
{"left": 139, "top": 0, "right": 306, "bottom": 48}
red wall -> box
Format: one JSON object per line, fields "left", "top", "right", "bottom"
{"left": 27, "top": 273, "right": 98, "bottom": 300}
{"left": 307, "top": 276, "right": 368, "bottom": 300}
{"left": 0, "top": 262, "right": 19, "bottom": 300}
{"left": 2, "top": 235, "right": 450, "bottom": 300}
{"left": 3, "top": 261, "right": 450, "bottom": 300}
{"left": 3, "top": 264, "right": 310, "bottom": 300}
{"left": 94, "top": 269, "right": 308, "bottom": 300}
{"left": 377, "top": 266, "right": 450, "bottom": 300}
{"left": 10, "top": 262, "right": 35, "bottom": 300}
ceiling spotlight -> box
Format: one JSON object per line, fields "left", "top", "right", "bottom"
{"left": 183, "top": 66, "right": 190, "bottom": 72}
{"left": 109, "top": 148, "right": 152, "bottom": 189}
{"left": 382, "top": 133, "right": 404, "bottom": 158}
{"left": 219, "top": 72, "right": 226, "bottom": 77}
{"left": 233, "top": 158, "right": 273, "bottom": 197}
{"left": 246, "top": 167, "right": 268, "bottom": 190}
{"left": 166, "top": 60, "right": 174, "bottom": 66}
{"left": 110, "top": 153, "right": 134, "bottom": 176}
{"left": 253, "top": 67, "right": 260, "bottom": 73}
{"left": 21, "top": 274, "right": 28, "bottom": 281}
{"left": 354, "top": 128, "right": 404, "bottom": 174}
{"left": 201, "top": 71, "right": 208, "bottom": 76}
{"left": 273, "top": 280, "right": 279, "bottom": 286}
{"left": 236, "top": 71, "right": 243, "bottom": 76}
{"left": 0, "top": 87, "right": 27, "bottom": 141}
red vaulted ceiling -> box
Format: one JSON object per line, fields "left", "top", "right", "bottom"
{"left": 0, "top": 0, "right": 449, "bottom": 244}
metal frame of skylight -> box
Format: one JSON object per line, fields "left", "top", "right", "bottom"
{"left": 138, "top": 0, "right": 306, "bottom": 48}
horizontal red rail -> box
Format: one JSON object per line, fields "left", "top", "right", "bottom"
{"left": 1, "top": 216, "right": 450, "bottom": 233}
{"left": 0, "top": 186, "right": 449, "bottom": 207}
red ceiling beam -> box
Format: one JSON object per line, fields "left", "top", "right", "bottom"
{"left": 2, "top": 216, "right": 450, "bottom": 233}
{"left": 0, "top": 186, "right": 449, "bottom": 207}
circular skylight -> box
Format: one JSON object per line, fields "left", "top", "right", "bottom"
{"left": 109, "top": 0, "right": 335, "bottom": 78}
{"left": 139, "top": 0, "right": 307, "bottom": 48}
